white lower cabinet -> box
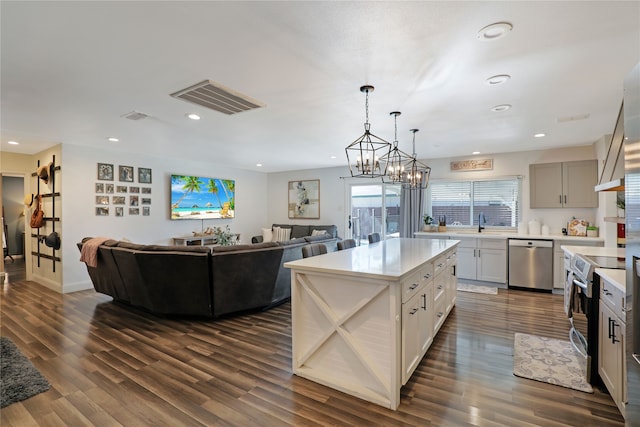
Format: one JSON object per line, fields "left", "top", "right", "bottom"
{"left": 456, "top": 237, "right": 507, "bottom": 283}
{"left": 555, "top": 239, "right": 603, "bottom": 289}
{"left": 401, "top": 248, "right": 456, "bottom": 385}
{"left": 598, "top": 277, "right": 626, "bottom": 417}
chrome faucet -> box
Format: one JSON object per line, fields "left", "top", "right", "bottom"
{"left": 478, "top": 212, "right": 486, "bottom": 232}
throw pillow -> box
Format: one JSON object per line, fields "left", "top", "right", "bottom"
{"left": 273, "top": 226, "right": 292, "bottom": 242}
{"left": 262, "top": 228, "right": 273, "bottom": 243}
{"left": 311, "top": 229, "right": 328, "bottom": 237}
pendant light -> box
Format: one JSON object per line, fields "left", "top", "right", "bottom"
{"left": 380, "top": 111, "right": 414, "bottom": 184}
{"left": 402, "top": 129, "right": 431, "bottom": 189}
{"left": 345, "top": 85, "right": 392, "bottom": 178}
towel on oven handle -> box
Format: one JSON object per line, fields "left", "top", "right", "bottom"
{"left": 564, "top": 271, "right": 583, "bottom": 317}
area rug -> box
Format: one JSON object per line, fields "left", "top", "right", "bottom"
{"left": 1, "top": 337, "right": 51, "bottom": 408}
{"left": 457, "top": 283, "right": 498, "bottom": 295}
{"left": 513, "top": 333, "right": 593, "bottom": 393}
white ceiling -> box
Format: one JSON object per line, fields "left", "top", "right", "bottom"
{"left": 1, "top": 1, "right": 639, "bottom": 173}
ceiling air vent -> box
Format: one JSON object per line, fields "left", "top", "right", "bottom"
{"left": 121, "top": 111, "right": 149, "bottom": 121}
{"left": 170, "top": 80, "right": 265, "bottom": 115}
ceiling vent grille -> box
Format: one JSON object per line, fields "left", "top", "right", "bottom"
{"left": 121, "top": 111, "right": 149, "bottom": 121}
{"left": 170, "top": 80, "right": 265, "bottom": 115}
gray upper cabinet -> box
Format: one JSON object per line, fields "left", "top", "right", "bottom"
{"left": 529, "top": 160, "right": 599, "bottom": 208}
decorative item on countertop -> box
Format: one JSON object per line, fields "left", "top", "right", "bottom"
{"left": 541, "top": 224, "right": 550, "bottom": 236}
{"left": 528, "top": 219, "right": 541, "bottom": 235}
{"left": 517, "top": 222, "right": 528, "bottom": 235}
{"left": 586, "top": 226, "right": 599, "bottom": 237}
{"left": 423, "top": 214, "right": 434, "bottom": 231}
{"left": 438, "top": 215, "right": 447, "bottom": 232}
{"left": 567, "top": 218, "right": 588, "bottom": 236}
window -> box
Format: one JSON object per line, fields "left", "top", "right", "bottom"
{"left": 427, "top": 178, "right": 521, "bottom": 228}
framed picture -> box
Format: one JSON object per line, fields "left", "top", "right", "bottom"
{"left": 141, "top": 198, "right": 151, "bottom": 205}
{"left": 288, "top": 179, "right": 320, "bottom": 219}
{"left": 130, "top": 186, "right": 139, "bottom": 193}
{"left": 141, "top": 187, "right": 151, "bottom": 194}
{"left": 96, "top": 207, "right": 109, "bottom": 216}
{"left": 96, "top": 196, "right": 109, "bottom": 205}
{"left": 138, "top": 167, "right": 152, "bottom": 184}
{"left": 142, "top": 206, "right": 150, "bottom": 216}
{"left": 130, "top": 195, "right": 139, "bottom": 206}
{"left": 97, "top": 163, "right": 114, "bottom": 181}
{"left": 129, "top": 208, "right": 140, "bottom": 215}
{"left": 119, "top": 165, "right": 134, "bottom": 182}
{"left": 115, "top": 207, "right": 124, "bottom": 217}
{"left": 95, "top": 183, "right": 104, "bottom": 193}
{"left": 113, "top": 196, "right": 126, "bottom": 205}
{"left": 105, "top": 184, "right": 114, "bottom": 194}
{"left": 117, "top": 186, "right": 128, "bottom": 193}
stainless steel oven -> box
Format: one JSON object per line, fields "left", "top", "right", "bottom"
{"left": 566, "top": 254, "right": 625, "bottom": 385}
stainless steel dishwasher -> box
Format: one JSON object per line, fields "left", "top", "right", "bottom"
{"left": 508, "top": 238, "right": 553, "bottom": 291}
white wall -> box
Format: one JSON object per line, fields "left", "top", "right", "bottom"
{"left": 266, "top": 165, "right": 352, "bottom": 238}
{"left": 61, "top": 143, "right": 269, "bottom": 292}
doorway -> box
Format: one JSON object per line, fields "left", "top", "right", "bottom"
{"left": 2, "top": 175, "right": 26, "bottom": 283}
{"left": 348, "top": 183, "right": 401, "bottom": 245}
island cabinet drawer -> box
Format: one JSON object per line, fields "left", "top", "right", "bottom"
{"left": 434, "top": 255, "right": 448, "bottom": 277}
{"left": 433, "top": 289, "right": 447, "bottom": 333}
{"left": 402, "top": 270, "right": 424, "bottom": 303}
{"left": 433, "top": 275, "right": 446, "bottom": 302}
{"left": 479, "top": 238, "right": 507, "bottom": 250}
{"left": 421, "top": 263, "right": 435, "bottom": 284}
{"left": 445, "top": 250, "right": 457, "bottom": 266}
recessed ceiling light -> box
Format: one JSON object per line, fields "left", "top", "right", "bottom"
{"left": 107, "top": 137, "right": 119, "bottom": 142}
{"left": 7, "top": 140, "right": 19, "bottom": 145}
{"left": 330, "top": 156, "right": 337, "bottom": 159}
{"left": 534, "top": 133, "right": 546, "bottom": 138}
{"left": 186, "top": 113, "right": 201, "bottom": 120}
{"left": 477, "top": 22, "right": 513, "bottom": 41}
{"left": 472, "top": 151, "right": 481, "bottom": 155}
{"left": 491, "top": 104, "right": 511, "bottom": 112}
{"left": 486, "top": 74, "right": 511, "bottom": 85}
{"left": 256, "top": 163, "right": 262, "bottom": 167}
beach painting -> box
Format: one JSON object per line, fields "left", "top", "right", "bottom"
{"left": 171, "top": 175, "right": 235, "bottom": 220}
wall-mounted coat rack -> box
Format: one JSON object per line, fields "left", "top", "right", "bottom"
{"left": 30, "top": 155, "right": 61, "bottom": 272}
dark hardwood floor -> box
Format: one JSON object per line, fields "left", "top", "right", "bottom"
{"left": 0, "top": 279, "right": 625, "bottom": 426}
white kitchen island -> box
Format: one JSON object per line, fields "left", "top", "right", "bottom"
{"left": 284, "top": 238, "right": 459, "bottom": 410}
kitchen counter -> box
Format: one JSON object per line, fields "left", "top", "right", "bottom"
{"left": 595, "top": 268, "right": 626, "bottom": 293}
{"left": 560, "top": 245, "right": 625, "bottom": 258}
{"left": 414, "top": 231, "right": 604, "bottom": 243}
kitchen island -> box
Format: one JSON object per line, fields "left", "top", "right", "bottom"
{"left": 284, "top": 238, "right": 459, "bottom": 410}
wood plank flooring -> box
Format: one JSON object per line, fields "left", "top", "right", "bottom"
{"left": 0, "top": 279, "right": 625, "bottom": 426}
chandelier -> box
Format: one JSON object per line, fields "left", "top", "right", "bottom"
{"left": 345, "top": 85, "right": 392, "bottom": 178}
{"left": 402, "top": 129, "right": 431, "bottom": 189}
{"left": 380, "top": 111, "right": 415, "bottom": 184}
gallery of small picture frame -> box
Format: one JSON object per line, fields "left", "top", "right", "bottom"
{"left": 94, "top": 163, "right": 152, "bottom": 216}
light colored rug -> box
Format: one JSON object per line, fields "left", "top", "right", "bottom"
{"left": 457, "top": 283, "right": 498, "bottom": 295}
{"left": 513, "top": 333, "right": 593, "bottom": 393}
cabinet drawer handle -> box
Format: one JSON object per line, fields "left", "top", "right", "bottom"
{"left": 421, "top": 294, "right": 427, "bottom": 310}
{"left": 409, "top": 283, "right": 418, "bottom": 290}
{"left": 559, "top": 195, "right": 562, "bottom": 204}
{"left": 437, "top": 263, "right": 444, "bottom": 268}
{"left": 410, "top": 308, "right": 419, "bottom": 315}
{"left": 437, "top": 312, "right": 444, "bottom": 318}
{"left": 424, "top": 273, "right": 431, "bottom": 279}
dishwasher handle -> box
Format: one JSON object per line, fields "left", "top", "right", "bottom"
{"left": 508, "top": 239, "right": 553, "bottom": 248}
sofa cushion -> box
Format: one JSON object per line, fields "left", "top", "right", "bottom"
{"left": 262, "top": 228, "right": 273, "bottom": 243}
{"left": 277, "top": 237, "right": 307, "bottom": 246}
{"left": 144, "top": 244, "right": 210, "bottom": 253}
{"left": 290, "top": 225, "right": 310, "bottom": 239}
{"left": 310, "top": 225, "right": 337, "bottom": 238}
{"left": 273, "top": 226, "right": 292, "bottom": 242}
{"left": 116, "top": 241, "right": 147, "bottom": 251}
{"left": 212, "top": 242, "right": 278, "bottom": 253}
{"left": 305, "top": 235, "right": 333, "bottom": 243}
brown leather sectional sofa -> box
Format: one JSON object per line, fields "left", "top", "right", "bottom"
{"left": 78, "top": 234, "right": 338, "bottom": 318}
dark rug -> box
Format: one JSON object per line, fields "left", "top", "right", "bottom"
{"left": 1, "top": 337, "right": 51, "bottom": 408}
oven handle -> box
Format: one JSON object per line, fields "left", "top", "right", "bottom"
{"left": 573, "top": 278, "right": 589, "bottom": 292}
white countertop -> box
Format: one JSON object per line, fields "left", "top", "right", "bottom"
{"left": 560, "top": 245, "right": 625, "bottom": 258}
{"left": 285, "top": 238, "right": 459, "bottom": 280}
{"left": 414, "top": 231, "right": 604, "bottom": 242}
{"left": 595, "top": 268, "right": 626, "bottom": 292}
